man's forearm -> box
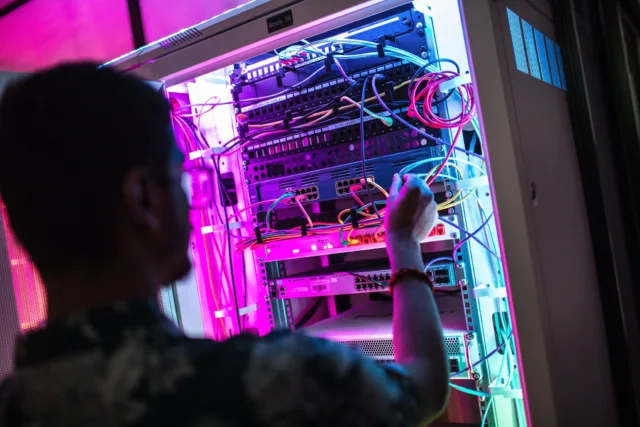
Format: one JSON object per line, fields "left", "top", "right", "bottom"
{"left": 388, "top": 238, "right": 449, "bottom": 419}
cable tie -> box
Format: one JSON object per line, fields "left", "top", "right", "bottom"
{"left": 254, "top": 227, "right": 263, "bottom": 244}
{"left": 238, "top": 123, "right": 248, "bottom": 139}
{"left": 487, "top": 386, "right": 523, "bottom": 399}
{"left": 350, "top": 207, "right": 359, "bottom": 229}
{"left": 332, "top": 100, "right": 340, "bottom": 115}
{"left": 385, "top": 80, "right": 395, "bottom": 102}
{"left": 438, "top": 74, "right": 472, "bottom": 93}
{"left": 473, "top": 285, "right": 507, "bottom": 299}
{"left": 325, "top": 53, "right": 334, "bottom": 73}
{"left": 376, "top": 36, "right": 393, "bottom": 58}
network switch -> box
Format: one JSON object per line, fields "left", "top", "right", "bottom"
{"left": 273, "top": 262, "right": 457, "bottom": 298}
{"left": 248, "top": 147, "right": 445, "bottom": 205}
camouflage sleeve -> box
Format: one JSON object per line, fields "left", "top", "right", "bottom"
{"left": 243, "top": 332, "right": 421, "bottom": 427}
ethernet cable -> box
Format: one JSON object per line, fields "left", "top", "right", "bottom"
{"left": 449, "top": 382, "right": 491, "bottom": 398}
{"left": 240, "top": 79, "right": 408, "bottom": 130}
{"left": 427, "top": 157, "right": 486, "bottom": 176}
{"left": 265, "top": 192, "right": 295, "bottom": 232}
{"left": 340, "top": 96, "right": 393, "bottom": 126}
{"left": 172, "top": 114, "right": 229, "bottom": 338}
{"left": 424, "top": 257, "right": 455, "bottom": 273}
{"left": 439, "top": 189, "right": 476, "bottom": 210}
{"left": 479, "top": 327, "right": 511, "bottom": 426}
{"left": 440, "top": 214, "right": 501, "bottom": 260}
{"left": 294, "top": 196, "right": 314, "bottom": 228}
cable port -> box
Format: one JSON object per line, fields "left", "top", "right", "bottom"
{"left": 335, "top": 176, "right": 375, "bottom": 196}
{"left": 449, "top": 358, "right": 460, "bottom": 373}
{"left": 287, "top": 186, "right": 319, "bottom": 203}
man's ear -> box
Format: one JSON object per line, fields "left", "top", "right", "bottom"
{"left": 121, "top": 169, "right": 162, "bottom": 232}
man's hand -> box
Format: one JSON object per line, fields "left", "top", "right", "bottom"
{"left": 384, "top": 174, "right": 438, "bottom": 271}
{"left": 385, "top": 173, "right": 438, "bottom": 244}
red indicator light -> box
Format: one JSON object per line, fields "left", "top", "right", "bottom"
{"left": 428, "top": 224, "right": 446, "bottom": 237}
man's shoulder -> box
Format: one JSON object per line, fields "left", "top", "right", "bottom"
{"left": 176, "top": 333, "right": 263, "bottom": 379}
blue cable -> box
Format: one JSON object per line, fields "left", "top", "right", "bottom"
{"left": 424, "top": 257, "right": 455, "bottom": 272}
{"left": 481, "top": 398, "right": 494, "bottom": 426}
{"left": 265, "top": 192, "right": 294, "bottom": 231}
{"left": 339, "top": 200, "right": 387, "bottom": 243}
{"left": 449, "top": 382, "right": 492, "bottom": 398}
{"left": 440, "top": 215, "right": 501, "bottom": 261}
{"left": 360, "top": 76, "right": 380, "bottom": 218}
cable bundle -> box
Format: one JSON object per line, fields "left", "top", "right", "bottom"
{"left": 408, "top": 70, "right": 476, "bottom": 129}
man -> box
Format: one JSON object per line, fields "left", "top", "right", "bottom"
{"left": 0, "top": 64, "right": 448, "bottom": 427}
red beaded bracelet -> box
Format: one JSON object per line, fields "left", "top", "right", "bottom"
{"left": 388, "top": 268, "right": 434, "bottom": 292}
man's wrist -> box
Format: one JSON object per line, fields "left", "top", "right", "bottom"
{"left": 386, "top": 235, "right": 424, "bottom": 272}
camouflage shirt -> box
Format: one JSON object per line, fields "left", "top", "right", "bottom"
{"left": 0, "top": 299, "right": 420, "bottom": 427}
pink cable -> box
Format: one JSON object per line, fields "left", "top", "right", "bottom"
{"left": 427, "top": 126, "right": 461, "bottom": 185}
{"left": 409, "top": 71, "right": 476, "bottom": 129}
{"left": 407, "top": 69, "right": 475, "bottom": 184}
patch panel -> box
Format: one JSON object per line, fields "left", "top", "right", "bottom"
{"left": 353, "top": 272, "right": 391, "bottom": 292}
{"left": 238, "top": 60, "right": 418, "bottom": 123}
{"left": 272, "top": 271, "right": 387, "bottom": 299}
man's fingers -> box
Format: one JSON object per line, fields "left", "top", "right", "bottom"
{"left": 401, "top": 174, "right": 434, "bottom": 202}
{"left": 389, "top": 173, "right": 403, "bottom": 197}
{"left": 402, "top": 174, "right": 422, "bottom": 189}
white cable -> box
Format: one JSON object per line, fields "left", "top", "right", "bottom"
{"left": 428, "top": 156, "right": 486, "bottom": 176}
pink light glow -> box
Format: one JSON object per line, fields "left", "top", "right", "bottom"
{"left": 0, "top": 0, "right": 133, "bottom": 71}
{"left": 139, "top": 0, "right": 247, "bottom": 43}
{"left": 0, "top": 203, "right": 47, "bottom": 332}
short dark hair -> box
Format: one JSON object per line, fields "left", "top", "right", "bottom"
{"left": 0, "top": 63, "right": 173, "bottom": 273}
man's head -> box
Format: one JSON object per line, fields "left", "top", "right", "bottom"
{"left": 0, "top": 63, "right": 191, "bottom": 297}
